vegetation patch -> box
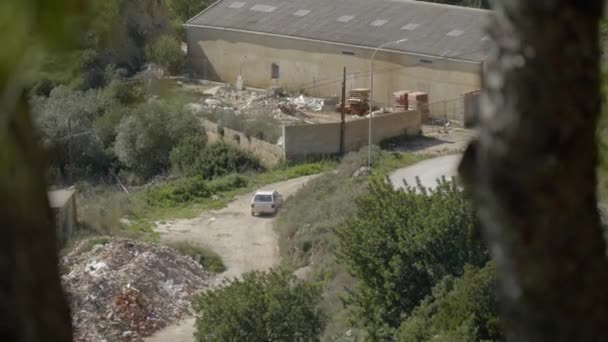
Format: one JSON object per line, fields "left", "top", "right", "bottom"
{"left": 168, "top": 241, "right": 226, "bottom": 273}
{"left": 274, "top": 148, "right": 425, "bottom": 341}
{"left": 192, "top": 269, "right": 326, "bottom": 341}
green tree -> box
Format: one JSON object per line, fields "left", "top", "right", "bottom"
{"left": 114, "top": 100, "right": 199, "bottom": 179}
{"left": 145, "top": 35, "right": 184, "bottom": 76}
{"left": 336, "top": 179, "right": 488, "bottom": 339}
{"left": 192, "top": 269, "right": 326, "bottom": 341}
{"left": 31, "top": 85, "right": 115, "bottom": 180}
{"left": 166, "top": 0, "right": 208, "bottom": 22}
{"left": 398, "top": 262, "right": 501, "bottom": 342}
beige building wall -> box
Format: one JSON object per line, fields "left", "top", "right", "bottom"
{"left": 186, "top": 27, "right": 482, "bottom": 105}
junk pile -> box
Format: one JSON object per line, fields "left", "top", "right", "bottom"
{"left": 336, "top": 88, "right": 370, "bottom": 116}
{"left": 198, "top": 85, "right": 330, "bottom": 123}
{"left": 61, "top": 238, "right": 213, "bottom": 342}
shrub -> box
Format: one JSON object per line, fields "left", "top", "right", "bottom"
{"left": 207, "top": 174, "right": 248, "bottom": 192}
{"left": 398, "top": 263, "right": 501, "bottom": 341}
{"left": 114, "top": 100, "right": 200, "bottom": 179}
{"left": 192, "top": 142, "right": 264, "bottom": 180}
{"left": 169, "top": 241, "right": 226, "bottom": 273}
{"left": 143, "top": 176, "right": 211, "bottom": 207}
{"left": 192, "top": 269, "right": 326, "bottom": 341}
{"left": 93, "top": 106, "right": 129, "bottom": 149}
{"left": 336, "top": 179, "right": 488, "bottom": 339}
{"left": 169, "top": 133, "right": 207, "bottom": 176}
{"left": 31, "top": 85, "right": 115, "bottom": 180}
{"left": 143, "top": 174, "right": 249, "bottom": 207}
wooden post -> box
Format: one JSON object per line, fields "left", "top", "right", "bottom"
{"left": 67, "top": 116, "right": 72, "bottom": 184}
{"left": 340, "top": 67, "right": 346, "bottom": 156}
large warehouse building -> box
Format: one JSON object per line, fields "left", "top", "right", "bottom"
{"left": 185, "top": 0, "right": 490, "bottom": 106}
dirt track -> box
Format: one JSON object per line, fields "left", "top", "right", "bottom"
{"left": 146, "top": 174, "right": 317, "bottom": 341}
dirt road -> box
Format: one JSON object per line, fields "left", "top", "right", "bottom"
{"left": 146, "top": 174, "right": 317, "bottom": 341}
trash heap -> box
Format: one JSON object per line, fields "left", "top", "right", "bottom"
{"left": 199, "top": 85, "right": 331, "bottom": 123}
{"left": 61, "top": 238, "right": 213, "bottom": 342}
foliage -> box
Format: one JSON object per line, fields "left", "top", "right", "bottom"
{"left": 145, "top": 35, "right": 184, "bottom": 73}
{"left": 142, "top": 175, "right": 248, "bottom": 207}
{"left": 165, "top": 0, "right": 208, "bottom": 22}
{"left": 274, "top": 149, "right": 423, "bottom": 341}
{"left": 93, "top": 106, "right": 129, "bottom": 150}
{"left": 335, "top": 179, "right": 488, "bottom": 339}
{"left": 198, "top": 107, "right": 282, "bottom": 144}
{"left": 31, "top": 85, "right": 115, "bottom": 180}
{"left": 192, "top": 269, "right": 326, "bottom": 341}
{"left": 114, "top": 100, "right": 200, "bottom": 179}
{"left": 398, "top": 262, "right": 501, "bottom": 342}
{"left": 169, "top": 133, "right": 208, "bottom": 176}
{"left": 169, "top": 241, "right": 226, "bottom": 273}
{"left": 192, "top": 142, "right": 264, "bottom": 179}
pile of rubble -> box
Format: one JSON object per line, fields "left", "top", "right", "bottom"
{"left": 61, "top": 238, "right": 213, "bottom": 342}
{"left": 199, "top": 85, "right": 332, "bottom": 123}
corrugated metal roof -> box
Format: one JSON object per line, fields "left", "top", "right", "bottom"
{"left": 186, "top": 0, "right": 491, "bottom": 62}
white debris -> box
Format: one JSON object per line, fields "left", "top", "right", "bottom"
{"left": 62, "top": 238, "right": 213, "bottom": 342}
{"left": 204, "top": 98, "right": 223, "bottom": 107}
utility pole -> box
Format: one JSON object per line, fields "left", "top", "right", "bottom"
{"left": 67, "top": 116, "right": 73, "bottom": 184}
{"left": 340, "top": 67, "right": 346, "bottom": 156}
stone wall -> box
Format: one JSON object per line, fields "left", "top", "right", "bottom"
{"left": 200, "top": 119, "right": 284, "bottom": 166}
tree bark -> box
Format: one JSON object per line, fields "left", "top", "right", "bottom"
{"left": 460, "top": 1, "right": 608, "bottom": 340}
{"left": 0, "top": 93, "right": 72, "bottom": 341}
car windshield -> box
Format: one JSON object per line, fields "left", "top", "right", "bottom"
{"left": 254, "top": 194, "right": 273, "bottom": 202}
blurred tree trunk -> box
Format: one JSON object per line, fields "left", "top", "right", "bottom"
{"left": 460, "top": 1, "right": 608, "bottom": 341}
{"left": 0, "top": 93, "right": 72, "bottom": 341}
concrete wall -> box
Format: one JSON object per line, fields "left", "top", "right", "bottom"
{"left": 51, "top": 197, "right": 76, "bottom": 247}
{"left": 284, "top": 110, "right": 420, "bottom": 160}
{"left": 186, "top": 27, "right": 482, "bottom": 106}
{"left": 200, "top": 119, "right": 284, "bottom": 166}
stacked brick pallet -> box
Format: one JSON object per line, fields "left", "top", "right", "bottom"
{"left": 393, "top": 90, "right": 430, "bottom": 122}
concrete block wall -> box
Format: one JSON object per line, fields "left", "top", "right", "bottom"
{"left": 283, "top": 110, "right": 421, "bottom": 160}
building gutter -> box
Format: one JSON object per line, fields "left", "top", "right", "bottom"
{"left": 183, "top": 23, "right": 484, "bottom": 65}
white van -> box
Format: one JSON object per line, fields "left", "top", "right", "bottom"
{"left": 251, "top": 190, "right": 283, "bottom": 216}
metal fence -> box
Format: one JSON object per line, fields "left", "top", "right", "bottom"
{"left": 425, "top": 91, "right": 480, "bottom": 126}
{"left": 426, "top": 97, "right": 465, "bottom": 123}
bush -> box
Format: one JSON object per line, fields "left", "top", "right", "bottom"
{"left": 336, "top": 179, "right": 488, "bottom": 339}
{"left": 93, "top": 106, "right": 129, "bottom": 149}
{"left": 143, "top": 174, "right": 249, "bottom": 207}
{"left": 192, "top": 269, "right": 326, "bottom": 341}
{"left": 31, "top": 85, "right": 115, "bottom": 180}
{"left": 191, "top": 142, "right": 264, "bottom": 180}
{"left": 114, "top": 100, "right": 200, "bottom": 179}
{"left": 398, "top": 263, "right": 501, "bottom": 341}
{"left": 169, "top": 133, "right": 208, "bottom": 176}
{"left": 143, "top": 176, "right": 211, "bottom": 207}
{"left": 169, "top": 241, "right": 226, "bottom": 273}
